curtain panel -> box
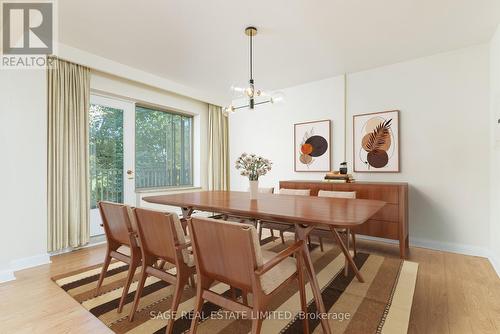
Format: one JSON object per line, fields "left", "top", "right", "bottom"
{"left": 208, "top": 104, "right": 230, "bottom": 190}
{"left": 47, "top": 57, "right": 91, "bottom": 252}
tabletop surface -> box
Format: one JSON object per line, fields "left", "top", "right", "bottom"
{"left": 143, "top": 191, "right": 386, "bottom": 227}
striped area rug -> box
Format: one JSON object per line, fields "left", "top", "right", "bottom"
{"left": 52, "top": 239, "right": 418, "bottom": 334}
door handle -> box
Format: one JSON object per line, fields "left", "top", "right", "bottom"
{"left": 126, "top": 170, "right": 134, "bottom": 179}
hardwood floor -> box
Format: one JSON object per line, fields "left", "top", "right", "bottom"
{"left": 0, "top": 238, "right": 498, "bottom": 334}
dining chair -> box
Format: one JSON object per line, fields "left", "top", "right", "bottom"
{"left": 95, "top": 201, "right": 141, "bottom": 314}
{"left": 258, "top": 188, "right": 311, "bottom": 244}
{"left": 311, "top": 190, "right": 357, "bottom": 275}
{"left": 128, "top": 208, "right": 196, "bottom": 334}
{"left": 188, "top": 217, "right": 309, "bottom": 334}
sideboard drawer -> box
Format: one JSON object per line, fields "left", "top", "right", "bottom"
{"left": 352, "top": 219, "right": 399, "bottom": 240}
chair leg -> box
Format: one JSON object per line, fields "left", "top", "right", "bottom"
{"left": 318, "top": 236, "right": 324, "bottom": 252}
{"left": 189, "top": 277, "right": 210, "bottom": 334}
{"left": 351, "top": 231, "right": 357, "bottom": 257}
{"left": 251, "top": 315, "right": 264, "bottom": 334}
{"left": 166, "top": 275, "right": 187, "bottom": 334}
{"left": 128, "top": 265, "right": 148, "bottom": 321}
{"left": 258, "top": 223, "right": 263, "bottom": 242}
{"left": 242, "top": 290, "right": 248, "bottom": 305}
{"left": 280, "top": 231, "right": 285, "bottom": 244}
{"left": 95, "top": 249, "right": 112, "bottom": 296}
{"left": 297, "top": 252, "right": 310, "bottom": 334}
{"left": 118, "top": 256, "right": 140, "bottom": 313}
{"left": 270, "top": 228, "right": 275, "bottom": 237}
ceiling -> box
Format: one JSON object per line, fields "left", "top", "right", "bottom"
{"left": 59, "top": 0, "right": 500, "bottom": 104}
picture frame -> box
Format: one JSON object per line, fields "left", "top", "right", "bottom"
{"left": 294, "top": 119, "right": 331, "bottom": 172}
{"left": 353, "top": 110, "right": 400, "bottom": 173}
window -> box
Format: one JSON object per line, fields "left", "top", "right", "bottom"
{"left": 135, "top": 105, "right": 193, "bottom": 189}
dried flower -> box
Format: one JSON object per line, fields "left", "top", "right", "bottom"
{"left": 234, "top": 153, "right": 272, "bottom": 181}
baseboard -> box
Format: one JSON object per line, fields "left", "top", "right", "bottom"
{"left": 488, "top": 255, "right": 500, "bottom": 279}
{"left": 0, "top": 269, "right": 15, "bottom": 284}
{"left": 49, "top": 235, "right": 106, "bottom": 256}
{"left": 0, "top": 253, "right": 52, "bottom": 284}
{"left": 409, "top": 237, "right": 491, "bottom": 258}
{"left": 10, "top": 253, "right": 52, "bottom": 272}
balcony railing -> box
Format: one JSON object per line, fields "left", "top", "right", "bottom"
{"left": 90, "top": 167, "right": 192, "bottom": 208}
{"left": 90, "top": 168, "right": 123, "bottom": 209}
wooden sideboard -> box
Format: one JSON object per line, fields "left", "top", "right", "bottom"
{"left": 279, "top": 180, "right": 409, "bottom": 258}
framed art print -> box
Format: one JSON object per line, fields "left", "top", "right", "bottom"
{"left": 294, "top": 119, "right": 331, "bottom": 172}
{"left": 353, "top": 110, "right": 400, "bottom": 172}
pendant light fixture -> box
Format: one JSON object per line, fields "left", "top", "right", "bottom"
{"left": 223, "top": 26, "right": 284, "bottom": 116}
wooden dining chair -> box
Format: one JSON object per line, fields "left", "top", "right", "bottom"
{"left": 311, "top": 190, "right": 357, "bottom": 276}
{"left": 258, "top": 188, "right": 311, "bottom": 244}
{"left": 128, "top": 208, "right": 196, "bottom": 333}
{"left": 188, "top": 217, "right": 309, "bottom": 334}
{"left": 95, "top": 201, "right": 141, "bottom": 314}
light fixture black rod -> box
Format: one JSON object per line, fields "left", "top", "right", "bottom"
{"left": 233, "top": 99, "right": 272, "bottom": 110}
{"left": 249, "top": 30, "right": 253, "bottom": 81}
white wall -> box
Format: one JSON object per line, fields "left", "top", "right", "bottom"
{"left": 0, "top": 55, "right": 210, "bottom": 283}
{"left": 0, "top": 69, "right": 49, "bottom": 281}
{"left": 347, "top": 44, "right": 490, "bottom": 251}
{"left": 229, "top": 76, "right": 346, "bottom": 190}
{"left": 229, "top": 44, "right": 491, "bottom": 254}
{"left": 490, "top": 25, "right": 500, "bottom": 274}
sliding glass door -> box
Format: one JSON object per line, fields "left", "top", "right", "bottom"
{"left": 89, "top": 95, "right": 135, "bottom": 236}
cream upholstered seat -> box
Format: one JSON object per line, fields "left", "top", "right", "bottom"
{"left": 259, "top": 250, "right": 297, "bottom": 294}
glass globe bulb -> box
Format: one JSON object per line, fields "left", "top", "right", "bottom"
{"left": 271, "top": 91, "right": 285, "bottom": 104}
{"left": 245, "top": 87, "right": 254, "bottom": 98}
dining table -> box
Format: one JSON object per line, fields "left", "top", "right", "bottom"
{"left": 143, "top": 190, "right": 386, "bottom": 334}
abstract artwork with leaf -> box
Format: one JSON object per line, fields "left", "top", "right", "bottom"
{"left": 294, "top": 120, "right": 331, "bottom": 172}
{"left": 353, "top": 110, "right": 400, "bottom": 172}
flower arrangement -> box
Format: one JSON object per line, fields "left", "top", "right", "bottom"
{"left": 235, "top": 153, "right": 272, "bottom": 181}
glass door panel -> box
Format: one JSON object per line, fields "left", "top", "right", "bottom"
{"left": 89, "top": 95, "right": 135, "bottom": 236}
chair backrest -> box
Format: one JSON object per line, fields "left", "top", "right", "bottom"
{"left": 279, "top": 188, "right": 311, "bottom": 196}
{"left": 134, "top": 208, "right": 188, "bottom": 264}
{"left": 98, "top": 201, "right": 135, "bottom": 246}
{"left": 245, "top": 187, "right": 274, "bottom": 193}
{"left": 318, "top": 190, "right": 357, "bottom": 199}
{"left": 189, "top": 217, "right": 262, "bottom": 291}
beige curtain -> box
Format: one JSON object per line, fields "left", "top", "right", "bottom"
{"left": 47, "top": 58, "right": 91, "bottom": 252}
{"left": 208, "top": 104, "right": 230, "bottom": 190}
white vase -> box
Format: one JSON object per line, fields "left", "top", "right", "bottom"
{"left": 249, "top": 180, "right": 259, "bottom": 200}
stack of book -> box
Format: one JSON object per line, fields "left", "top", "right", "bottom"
{"left": 323, "top": 171, "right": 355, "bottom": 183}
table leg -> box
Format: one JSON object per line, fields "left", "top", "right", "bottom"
{"left": 330, "top": 226, "right": 364, "bottom": 283}
{"left": 295, "top": 224, "right": 332, "bottom": 334}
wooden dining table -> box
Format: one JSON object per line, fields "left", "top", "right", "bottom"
{"left": 144, "top": 190, "right": 385, "bottom": 334}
